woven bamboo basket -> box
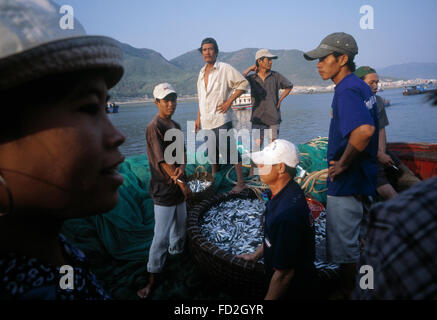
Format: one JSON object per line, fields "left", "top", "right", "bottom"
{"left": 186, "top": 189, "right": 268, "bottom": 298}
{"left": 187, "top": 188, "right": 341, "bottom": 298}
{"left": 186, "top": 166, "right": 215, "bottom": 209}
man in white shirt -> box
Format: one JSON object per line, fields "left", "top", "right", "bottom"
{"left": 195, "top": 38, "right": 249, "bottom": 193}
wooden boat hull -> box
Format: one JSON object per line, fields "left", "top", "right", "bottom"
{"left": 388, "top": 142, "right": 437, "bottom": 180}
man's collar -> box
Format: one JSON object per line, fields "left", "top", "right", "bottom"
{"left": 255, "top": 70, "right": 273, "bottom": 79}
{"left": 201, "top": 60, "right": 220, "bottom": 73}
{"left": 267, "top": 178, "right": 293, "bottom": 201}
{"left": 333, "top": 70, "right": 353, "bottom": 88}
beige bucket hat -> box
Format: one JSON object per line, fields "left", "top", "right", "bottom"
{"left": 0, "top": 0, "right": 124, "bottom": 91}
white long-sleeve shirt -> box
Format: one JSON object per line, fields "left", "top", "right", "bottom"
{"left": 197, "top": 61, "right": 249, "bottom": 130}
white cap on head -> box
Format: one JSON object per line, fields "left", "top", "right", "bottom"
{"left": 255, "top": 48, "right": 278, "bottom": 61}
{"left": 153, "top": 83, "right": 176, "bottom": 100}
{"left": 250, "top": 139, "right": 300, "bottom": 168}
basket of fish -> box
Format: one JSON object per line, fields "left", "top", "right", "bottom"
{"left": 187, "top": 189, "right": 340, "bottom": 298}
{"left": 186, "top": 166, "right": 215, "bottom": 209}
{"left": 187, "top": 189, "right": 268, "bottom": 298}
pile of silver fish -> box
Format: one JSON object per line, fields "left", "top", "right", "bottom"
{"left": 200, "top": 199, "right": 265, "bottom": 257}
{"left": 200, "top": 198, "right": 339, "bottom": 270}
{"left": 188, "top": 179, "right": 212, "bottom": 193}
{"left": 313, "top": 210, "right": 338, "bottom": 270}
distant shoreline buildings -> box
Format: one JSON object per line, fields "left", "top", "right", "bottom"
{"left": 115, "top": 78, "right": 437, "bottom": 105}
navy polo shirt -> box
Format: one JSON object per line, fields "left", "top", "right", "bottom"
{"left": 327, "top": 73, "right": 379, "bottom": 196}
{"left": 263, "top": 180, "right": 315, "bottom": 291}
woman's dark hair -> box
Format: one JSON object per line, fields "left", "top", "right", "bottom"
{"left": 198, "top": 37, "right": 219, "bottom": 55}
{"left": 333, "top": 52, "right": 356, "bottom": 72}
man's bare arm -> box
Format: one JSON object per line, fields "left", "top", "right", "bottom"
{"left": 329, "top": 124, "right": 375, "bottom": 181}
{"left": 377, "top": 127, "right": 395, "bottom": 167}
{"left": 243, "top": 65, "right": 257, "bottom": 77}
{"left": 264, "top": 269, "right": 295, "bottom": 300}
{"left": 277, "top": 88, "right": 292, "bottom": 109}
{"left": 216, "top": 89, "right": 245, "bottom": 114}
{"left": 237, "top": 243, "right": 264, "bottom": 261}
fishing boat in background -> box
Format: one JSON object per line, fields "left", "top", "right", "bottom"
{"left": 402, "top": 85, "right": 433, "bottom": 96}
{"left": 231, "top": 92, "right": 253, "bottom": 131}
{"left": 388, "top": 142, "right": 437, "bottom": 180}
{"left": 231, "top": 92, "right": 253, "bottom": 111}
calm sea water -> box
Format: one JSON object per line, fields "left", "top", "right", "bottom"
{"left": 110, "top": 88, "right": 437, "bottom": 158}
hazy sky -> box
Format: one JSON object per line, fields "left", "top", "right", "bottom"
{"left": 54, "top": 0, "right": 437, "bottom": 68}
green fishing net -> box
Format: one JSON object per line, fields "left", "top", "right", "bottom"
{"left": 61, "top": 138, "right": 329, "bottom": 299}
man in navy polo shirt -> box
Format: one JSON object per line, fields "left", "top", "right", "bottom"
{"left": 304, "top": 33, "right": 378, "bottom": 298}
{"left": 238, "top": 139, "right": 316, "bottom": 300}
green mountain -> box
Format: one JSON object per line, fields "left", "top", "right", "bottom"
{"left": 171, "top": 48, "right": 324, "bottom": 87}
{"left": 109, "top": 43, "right": 329, "bottom": 99}
{"left": 110, "top": 42, "right": 198, "bottom": 99}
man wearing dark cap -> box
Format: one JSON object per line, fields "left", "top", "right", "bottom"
{"left": 355, "top": 66, "right": 421, "bottom": 200}
{"left": 304, "top": 32, "right": 379, "bottom": 298}
{"left": 195, "top": 37, "right": 249, "bottom": 193}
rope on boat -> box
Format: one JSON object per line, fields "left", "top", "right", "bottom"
{"left": 224, "top": 164, "right": 328, "bottom": 199}
{"left": 225, "top": 137, "right": 329, "bottom": 198}
{"left": 299, "top": 169, "right": 328, "bottom": 194}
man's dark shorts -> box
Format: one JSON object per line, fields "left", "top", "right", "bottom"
{"left": 205, "top": 122, "right": 242, "bottom": 165}
{"left": 377, "top": 149, "right": 402, "bottom": 187}
{"left": 252, "top": 123, "right": 280, "bottom": 149}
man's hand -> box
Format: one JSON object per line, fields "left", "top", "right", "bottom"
{"left": 378, "top": 152, "right": 395, "bottom": 167}
{"left": 171, "top": 167, "right": 185, "bottom": 184}
{"left": 216, "top": 100, "right": 232, "bottom": 114}
{"left": 243, "top": 65, "right": 258, "bottom": 77}
{"left": 237, "top": 253, "right": 258, "bottom": 262}
{"left": 195, "top": 117, "right": 201, "bottom": 133}
{"left": 329, "top": 125, "right": 375, "bottom": 182}
{"left": 328, "top": 160, "right": 347, "bottom": 182}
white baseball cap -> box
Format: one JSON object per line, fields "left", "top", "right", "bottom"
{"left": 250, "top": 139, "right": 300, "bottom": 168}
{"left": 153, "top": 83, "right": 177, "bottom": 100}
{"left": 255, "top": 49, "right": 278, "bottom": 61}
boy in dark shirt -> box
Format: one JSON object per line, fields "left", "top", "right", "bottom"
{"left": 137, "top": 83, "right": 191, "bottom": 299}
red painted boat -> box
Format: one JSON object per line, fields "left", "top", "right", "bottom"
{"left": 388, "top": 142, "right": 437, "bottom": 180}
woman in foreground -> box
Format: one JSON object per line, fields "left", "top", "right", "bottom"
{"left": 0, "top": 0, "right": 125, "bottom": 299}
